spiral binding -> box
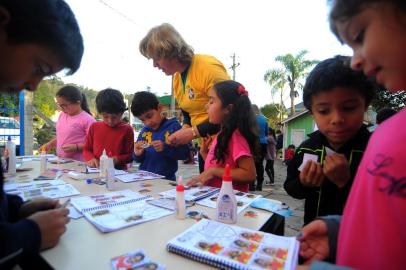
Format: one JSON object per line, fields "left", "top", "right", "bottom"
{"left": 82, "top": 195, "right": 152, "bottom": 213}
{"left": 167, "top": 244, "right": 249, "bottom": 270}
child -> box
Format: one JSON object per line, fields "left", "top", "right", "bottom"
{"left": 83, "top": 88, "right": 134, "bottom": 170}
{"left": 265, "top": 128, "right": 276, "bottom": 185}
{"left": 42, "top": 86, "right": 95, "bottom": 161}
{"left": 187, "top": 80, "right": 257, "bottom": 192}
{"left": 284, "top": 56, "right": 376, "bottom": 225}
{"left": 283, "top": 144, "right": 295, "bottom": 166}
{"left": 131, "top": 91, "right": 189, "bottom": 180}
{"left": 0, "top": 0, "right": 83, "bottom": 268}
{"left": 298, "top": 1, "right": 406, "bottom": 269}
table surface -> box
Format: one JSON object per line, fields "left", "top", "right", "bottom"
{"left": 11, "top": 159, "right": 275, "bottom": 270}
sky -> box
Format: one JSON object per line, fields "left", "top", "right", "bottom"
{"left": 61, "top": 0, "right": 352, "bottom": 108}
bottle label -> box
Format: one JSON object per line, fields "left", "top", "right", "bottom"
{"left": 217, "top": 194, "right": 234, "bottom": 221}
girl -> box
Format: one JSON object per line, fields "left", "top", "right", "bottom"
{"left": 83, "top": 88, "right": 134, "bottom": 169}
{"left": 42, "top": 86, "right": 95, "bottom": 161}
{"left": 187, "top": 80, "right": 258, "bottom": 192}
{"left": 298, "top": 1, "right": 406, "bottom": 269}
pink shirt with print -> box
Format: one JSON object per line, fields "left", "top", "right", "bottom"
{"left": 204, "top": 129, "right": 253, "bottom": 192}
{"left": 337, "top": 108, "right": 406, "bottom": 269}
{"left": 56, "top": 111, "right": 95, "bottom": 161}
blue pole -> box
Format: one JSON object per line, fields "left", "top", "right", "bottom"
{"left": 19, "top": 91, "right": 25, "bottom": 155}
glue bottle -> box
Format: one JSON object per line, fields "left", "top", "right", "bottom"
{"left": 106, "top": 158, "right": 117, "bottom": 191}
{"left": 175, "top": 176, "right": 186, "bottom": 219}
{"left": 99, "top": 149, "right": 108, "bottom": 178}
{"left": 216, "top": 164, "right": 237, "bottom": 224}
{"left": 6, "top": 136, "right": 16, "bottom": 174}
{"left": 40, "top": 150, "right": 47, "bottom": 174}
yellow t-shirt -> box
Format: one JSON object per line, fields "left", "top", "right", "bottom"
{"left": 173, "top": 54, "right": 230, "bottom": 127}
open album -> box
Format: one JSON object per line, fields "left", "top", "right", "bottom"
{"left": 159, "top": 186, "right": 219, "bottom": 202}
{"left": 70, "top": 190, "right": 173, "bottom": 233}
{"left": 115, "top": 170, "right": 165, "bottom": 183}
{"left": 197, "top": 190, "right": 262, "bottom": 214}
{"left": 167, "top": 219, "right": 299, "bottom": 270}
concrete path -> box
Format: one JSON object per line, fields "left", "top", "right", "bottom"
{"left": 177, "top": 159, "right": 304, "bottom": 236}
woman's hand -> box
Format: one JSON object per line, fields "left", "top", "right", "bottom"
{"left": 167, "top": 128, "right": 195, "bottom": 146}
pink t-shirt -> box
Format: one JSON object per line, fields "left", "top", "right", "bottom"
{"left": 337, "top": 107, "right": 406, "bottom": 269}
{"left": 204, "top": 129, "right": 253, "bottom": 192}
{"left": 56, "top": 111, "right": 95, "bottom": 161}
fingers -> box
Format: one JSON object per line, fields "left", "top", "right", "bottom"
{"left": 167, "top": 134, "right": 177, "bottom": 146}
{"left": 300, "top": 161, "right": 324, "bottom": 187}
{"left": 186, "top": 176, "right": 201, "bottom": 187}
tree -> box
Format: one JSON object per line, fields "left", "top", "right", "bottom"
{"left": 264, "top": 68, "right": 287, "bottom": 122}
{"left": 371, "top": 89, "right": 406, "bottom": 112}
{"left": 266, "top": 50, "right": 318, "bottom": 115}
{"left": 261, "top": 103, "right": 286, "bottom": 129}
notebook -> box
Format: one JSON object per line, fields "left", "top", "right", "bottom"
{"left": 167, "top": 219, "right": 299, "bottom": 270}
{"left": 71, "top": 190, "right": 173, "bottom": 233}
{"left": 159, "top": 186, "right": 219, "bottom": 202}
{"left": 115, "top": 170, "right": 165, "bottom": 183}
{"left": 111, "top": 249, "right": 165, "bottom": 270}
{"left": 8, "top": 183, "right": 80, "bottom": 201}
{"left": 197, "top": 190, "right": 262, "bottom": 214}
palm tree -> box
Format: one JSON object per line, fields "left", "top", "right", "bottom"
{"left": 266, "top": 50, "right": 318, "bottom": 115}
{"left": 264, "top": 68, "right": 287, "bottom": 122}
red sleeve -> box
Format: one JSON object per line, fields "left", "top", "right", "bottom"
{"left": 82, "top": 123, "right": 96, "bottom": 161}
{"left": 114, "top": 125, "right": 134, "bottom": 166}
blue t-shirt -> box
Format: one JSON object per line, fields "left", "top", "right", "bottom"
{"left": 256, "top": 115, "right": 268, "bottom": 145}
{"left": 133, "top": 118, "right": 189, "bottom": 180}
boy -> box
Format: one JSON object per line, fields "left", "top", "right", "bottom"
{"left": 0, "top": 0, "right": 83, "bottom": 268}
{"left": 83, "top": 88, "right": 134, "bottom": 170}
{"left": 284, "top": 56, "right": 376, "bottom": 225}
{"left": 131, "top": 91, "right": 189, "bottom": 180}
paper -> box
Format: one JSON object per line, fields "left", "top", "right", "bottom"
{"left": 111, "top": 249, "right": 164, "bottom": 270}
{"left": 167, "top": 219, "right": 299, "bottom": 270}
{"left": 159, "top": 186, "right": 220, "bottom": 202}
{"left": 115, "top": 170, "right": 165, "bottom": 183}
{"left": 197, "top": 190, "right": 261, "bottom": 214}
{"left": 86, "top": 166, "right": 128, "bottom": 176}
{"left": 298, "top": 153, "right": 318, "bottom": 171}
{"left": 250, "top": 198, "right": 292, "bottom": 217}
{"left": 325, "top": 147, "right": 337, "bottom": 156}
{"left": 4, "top": 179, "right": 66, "bottom": 192}
{"left": 68, "top": 206, "right": 83, "bottom": 219}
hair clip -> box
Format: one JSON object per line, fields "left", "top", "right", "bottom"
{"left": 237, "top": 85, "right": 248, "bottom": 96}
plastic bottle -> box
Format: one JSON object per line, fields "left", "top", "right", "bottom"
{"left": 106, "top": 158, "right": 117, "bottom": 191}
{"left": 6, "top": 136, "right": 16, "bottom": 174}
{"left": 99, "top": 149, "right": 108, "bottom": 178}
{"left": 175, "top": 176, "right": 186, "bottom": 219}
{"left": 216, "top": 164, "right": 237, "bottom": 224}
{"left": 40, "top": 150, "right": 47, "bottom": 174}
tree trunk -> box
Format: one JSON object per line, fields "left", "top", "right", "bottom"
{"left": 290, "top": 82, "right": 295, "bottom": 115}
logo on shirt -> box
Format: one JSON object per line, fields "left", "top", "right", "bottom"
{"left": 188, "top": 88, "right": 195, "bottom": 99}
{"left": 142, "top": 131, "right": 152, "bottom": 144}
{"left": 367, "top": 153, "right": 406, "bottom": 198}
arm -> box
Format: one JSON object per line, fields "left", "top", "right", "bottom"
{"left": 284, "top": 149, "right": 308, "bottom": 199}
{"left": 82, "top": 125, "right": 96, "bottom": 161}
{"left": 41, "top": 137, "right": 56, "bottom": 152}
{"left": 114, "top": 126, "right": 135, "bottom": 166}
{"left": 181, "top": 109, "right": 191, "bottom": 127}
{"left": 133, "top": 133, "right": 145, "bottom": 163}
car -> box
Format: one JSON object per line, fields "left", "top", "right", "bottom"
{"left": 0, "top": 116, "right": 21, "bottom": 155}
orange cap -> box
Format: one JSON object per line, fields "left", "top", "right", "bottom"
{"left": 222, "top": 164, "right": 232, "bottom": 182}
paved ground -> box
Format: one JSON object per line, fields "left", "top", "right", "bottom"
{"left": 177, "top": 159, "right": 304, "bottom": 236}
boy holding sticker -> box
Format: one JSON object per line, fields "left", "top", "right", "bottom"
{"left": 284, "top": 56, "right": 376, "bottom": 225}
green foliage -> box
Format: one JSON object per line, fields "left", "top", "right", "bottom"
{"left": 261, "top": 103, "right": 287, "bottom": 128}
{"left": 0, "top": 93, "right": 19, "bottom": 116}
{"left": 33, "top": 75, "right": 64, "bottom": 117}
{"left": 371, "top": 89, "right": 406, "bottom": 112}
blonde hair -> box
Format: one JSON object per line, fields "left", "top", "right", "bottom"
{"left": 139, "top": 23, "right": 194, "bottom": 64}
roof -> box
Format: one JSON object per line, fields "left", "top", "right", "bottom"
{"left": 281, "top": 109, "right": 310, "bottom": 124}
{"left": 158, "top": 95, "right": 172, "bottom": 106}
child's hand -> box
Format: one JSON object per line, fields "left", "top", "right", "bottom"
{"left": 134, "top": 142, "right": 145, "bottom": 156}
{"left": 323, "top": 153, "right": 351, "bottom": 188}
{"left": 299, "top": 160, "right": 324, "bottom": 187}
{"left": 151, "top": 140, "right": 164, "bottom": 152}
{"left": 28, "top": 208, "right": 70, "bottom": 250}
{"left": 86, "top": 158, "right": 99, "bottom": 168}
{"left": 298, "top": 219, "right": 329, "bottom": 264}
{"left": 186, "top": 168, "right": 214, "bottom": 186}
{"left": 61, "top": 144, "right": 77, "bottom": 153}
{"left": 200, "top": 135, "right": 212, "bottom": 157}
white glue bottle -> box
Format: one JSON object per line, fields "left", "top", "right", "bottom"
{"left": 6, "top": 137, "right": 16, "bottom": 174}
{"left": 106, "top": 158, "right": 117, "bottom": 191}
{"left": 216, "top": 164, "right": 237, "bottom": 224}
{"left": 175, "top": 176, "right": 186, "bottom": 219}
{"left": 40, "top": 150, "right": 47, "bottom": 174}
{"left": 99, "top": 149, "right": 108, "bottom": 178}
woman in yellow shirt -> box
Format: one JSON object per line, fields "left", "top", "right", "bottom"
{"left": 139, "top": 23, "right": 230, "bottom": 172}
